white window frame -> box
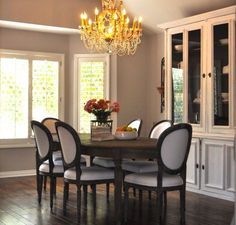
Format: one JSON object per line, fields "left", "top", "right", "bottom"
{"left": 73, "top": 54, "right": 110, "bottom": 132}
{"left": 0, "top": 49, "right": 65, "bottom": 148}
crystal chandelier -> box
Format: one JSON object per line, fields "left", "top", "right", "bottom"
{"left": 79, "top": 0, "right": 142, "bottom": 56}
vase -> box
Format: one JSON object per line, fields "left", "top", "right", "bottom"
{"left": 90, "top": 119, "right": 113, "bottom": 140}
{"left": 96, "top": 115, "right": 108, "bottom": 123}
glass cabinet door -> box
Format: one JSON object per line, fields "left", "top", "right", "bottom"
{"left": 187, "top": 29, "right": 201, "bottom": 124}
{"left": 212, "top": 23, "right": 229, "bottom": 126}
{"left": 171, "top": 33, "right": 184, "bottom": 123}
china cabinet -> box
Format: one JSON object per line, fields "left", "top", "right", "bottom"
{"left": 159, "top": 6, "right": 236, "bottom": 200}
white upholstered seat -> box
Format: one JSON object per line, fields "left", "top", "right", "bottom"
{"left": 93, "top": 157, "right": 115, "bottom": 167}
{"left": 39, "top": 162, "right": 64, "bottom": 173}
{"left": 122, "top": 160, "right": 158, "bottom": 173}
{"left": 64, "top": 166, "right": 114, "bottom": 181}
{"left": 125, "top": 172, "right": 183, "bottom": 187}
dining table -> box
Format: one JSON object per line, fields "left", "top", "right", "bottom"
{"left": 79, "top": 134, "right": 158, "bottom": 225}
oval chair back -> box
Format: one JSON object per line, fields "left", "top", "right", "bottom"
{"left": 55, "top": 121, "right": 81, "bottom": 170}
{"left": 127, "top": 119, "right": 142, "bottom": 136}
{"left": 42, "top": 117, "right": 60, "bottom": 134}
{"left": 157, "top": 123, "right": 192, "bottom": 175}
{"left": 31, "top": 120, "right": 53, "bottom": 164}
{"left": 149, "top": 120, "right": 172, "bottom": 139}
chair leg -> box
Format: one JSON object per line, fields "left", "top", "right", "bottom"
{"left": 164, "top": 191, "right": 167, "bottom": 207}
{"left": 133, "top": 187, "right": 136, "bottom": 197}
{"left": 148, "top": 190, "right": 152, "bottom": 200}
{"left": 139, "top": 190, "right": 143, "bottom": 203}
{"left": 91, "top": 184, "right": 96, "bottom": 209}
{"left": 124, "top": 184, "right": 129, "bottom": 223}
{"left": 77, "top": 184, "right": 81, "bottom": 222}
{"left": 83, "top": 185, "right": 88, "bottom": 206}
{"left": 157, "top": 191, "right": 163, "bottom": 225}
{"left": 37, "top": 174, "right": 43, "bottom": 204}
{"left": 54, "top": 177, "right": 57, "bottom": 196}
{"left": 50, "top": 176, "right": 55, "bottom": 211}
{"left": 63, "top": 182, "right": 69, "bottom": 216}
{"left": 180, "top": 188, "right": 186, "bottom": 225}
{"left": 106, "top": 183, "right": 110, "bottom": 201}
{"left": 43, "top": 176, "right": 47, "bottom": 191}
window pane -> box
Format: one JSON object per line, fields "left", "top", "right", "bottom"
{"left": 172, "top": 68, "right": 184, "bottom": 123}
{"left": 79, "top": 61, "right": 105, "bottom": 133}
{"left": 32, "top": 60, "right": 59, "bottom": 121}
{"left": 213, "top": 23, "right": 229, "bottom": 126}
{"left": 172, "top": 33, "right": 184, "bottom": 123}
{"left": 0, "top": 58, "right": 29, "bottom": 139}
{"left": 188, "top": 29, "right": 201, "bottom": 124}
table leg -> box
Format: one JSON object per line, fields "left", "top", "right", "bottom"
{"left": 114, "top": 158, "right": 123, "bottom": 225}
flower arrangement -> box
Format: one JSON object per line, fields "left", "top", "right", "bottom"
{"left": 84, "top": 99, "right": 120, "bottom": 122}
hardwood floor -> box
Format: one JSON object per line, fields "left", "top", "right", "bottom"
{"left": 0, "top": 176, "right": 233, "bottom": 225}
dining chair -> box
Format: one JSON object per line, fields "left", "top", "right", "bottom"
{"left": 41, "top": 117, "right": 62, "bottom": 189}
{"left": 122, "top": 120, "right": 172, "bottom": 198}
{"left": 92, "top": 118, "right": 142, "bottom": 194}
{"left": 55, "top": 121, "right": 114, "bottom": 221}
{"left": 124, "top": 123, "right": 192, "bottom": 225}
{"left": 31, "top": 120, "right": 64, "bottom": 210}
{"left": 41, "top": 117, "right": 86, "bottom": 190}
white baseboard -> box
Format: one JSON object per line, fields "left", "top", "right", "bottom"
{"left": 0, "top": 169, "right": 36, "bottom": 178}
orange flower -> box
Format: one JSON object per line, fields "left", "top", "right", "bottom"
{"left": 84, "top": 99, "right": 120, "bottom": 117}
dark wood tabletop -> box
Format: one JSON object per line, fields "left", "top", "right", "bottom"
{"left": 80, "top": 134, "right": 158, "bottom": 159}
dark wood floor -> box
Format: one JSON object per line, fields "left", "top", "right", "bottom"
{"left": 0, "top": 176, "right": 234, "bottom": 225}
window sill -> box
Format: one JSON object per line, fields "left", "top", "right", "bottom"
{"left": 0, "top": 142, "right": 35, "bottom": 149}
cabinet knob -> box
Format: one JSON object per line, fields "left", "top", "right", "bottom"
{"left": 202, "top": 165, "right": 205, "bottom": 170}
{"left": 208, "top": 73, "right": 212, "bottom": 78}
{"left": 202, "top": 73, "right": 206, "bottom": 78}
{"left": 196, "top": 163, "right": 199, "bottom": 169}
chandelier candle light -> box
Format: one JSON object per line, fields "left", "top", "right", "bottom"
{"left": 79, "top": 0, "right": 143, "bottom": 56}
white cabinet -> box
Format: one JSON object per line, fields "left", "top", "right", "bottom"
{"left": 159, "top": 7, "right": 236, "bottom": 134}
{"left": 201, "top": 139, "right": 235, "bottom": 197}
{"left": 186, "top": 138, "right": 235, "bottom": 200}
{"left": 186, "top": 138, "right": 200, "bottom": 189}
{"left": 159, "top": 6, "right": 236, "bottom": 200}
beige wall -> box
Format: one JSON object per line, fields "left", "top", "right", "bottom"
{"left": 0, "top": 1, "right": 164, "bottom": 174}
{"left": 145, "top": 33, "right": 165, "bottom": 131}
{"left": 117, "top": 36, "right": 149, "bottom": 135}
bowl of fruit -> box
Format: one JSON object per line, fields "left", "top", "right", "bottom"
{"left": 115, "top": 126, "right": 138, "bottom": 140}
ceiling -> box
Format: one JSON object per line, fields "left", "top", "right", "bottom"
{"left": 123, "top": 0, "right": 236, "bottom": 33}
{"left": 0, "top": 0, "right": 235, "bottom": 35}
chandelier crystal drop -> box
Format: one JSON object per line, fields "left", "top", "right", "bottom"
{"left": 78, "top": 0, "right": 142, "bottom": 56}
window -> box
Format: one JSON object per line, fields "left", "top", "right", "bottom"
{"left": 172, "top": 68, "right": 184, "bottom": 123}
{"left": 75, "top": 54, "right": 110, "bottom": 133}
{"left": 0, "top": 50, "right": 64, "bottom": 143}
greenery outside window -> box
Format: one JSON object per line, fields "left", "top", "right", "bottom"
{"left": 0, "top": 50, "right": 64, "bottom": 145}
{"left": 74, "top": 54, "right": 110, "bottom": 133}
